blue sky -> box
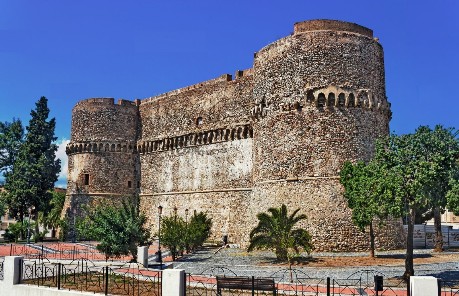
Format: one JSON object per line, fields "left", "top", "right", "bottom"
{"left": 0, "top": 1, "right": 458, "bottom": 187}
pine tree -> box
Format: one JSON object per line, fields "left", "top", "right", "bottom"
{"left": 4, "top": 97, "right": 61, "bottom": 230}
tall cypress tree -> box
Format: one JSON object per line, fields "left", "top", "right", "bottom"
{"left": 4, "top": 97, "right": 61, "bottom": 228}
{"left": 0, "top": 118, "right": 24, "bottom": 174}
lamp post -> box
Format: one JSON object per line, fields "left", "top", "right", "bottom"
{"left": 72, "top": 208, "right": 77, "bottom": 243}
{"left": 157, "top": 205, "right": 163, "bottom": 269}
{"left": 185, "top": 208, "right": 189, "bottom": 253}
{"left": 27, "top": 206, "right": 33, "bottom": 244}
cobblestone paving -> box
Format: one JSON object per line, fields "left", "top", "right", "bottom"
{"left": 169, "top": 247, "right": 459, "bottom": 281}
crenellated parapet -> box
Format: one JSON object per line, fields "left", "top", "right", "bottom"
{"left": 73, "top": 97, "right": 139, "bottom": 109}
{"left": 66, "top": 140, "right": 137, "bottom": 155}
{"left": 137, "top": 123, "right": 253, "bottom": 154}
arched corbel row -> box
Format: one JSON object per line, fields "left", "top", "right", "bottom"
{"left": 137, "top": 123, "right": 253, "bottom": 155}
{"left": 66, "top": 140, "right": 137, "bottom": 155}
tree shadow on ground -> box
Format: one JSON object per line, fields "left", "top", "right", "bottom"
{"left": 417, "top": 269, "right": 459, "bottom": 281}
{"left": 376, "top": 253, "right": 432, "bottom": 259}
{"left": 259, "top": 256, "right": 323, "bottom": 266}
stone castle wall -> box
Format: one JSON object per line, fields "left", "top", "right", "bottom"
{"left": 65, "top": 20, "right": 405, "bottom": 251}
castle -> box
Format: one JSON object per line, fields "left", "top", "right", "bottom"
{"left": 65, "top": 20, "right": 405, "bottom": 251}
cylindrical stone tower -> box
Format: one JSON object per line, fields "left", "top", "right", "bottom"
{"left": 65, "top": 98, "right": 139, "bottom": 219}
{"left": 249, "top": 20, "right": 403, "bottom": 251}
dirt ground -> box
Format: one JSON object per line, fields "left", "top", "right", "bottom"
{"left": 283, "top": 252, "right": 459, "bottom": 267}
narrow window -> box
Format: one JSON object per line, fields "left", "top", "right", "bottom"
{"left": 196, "top": 117, "right": 203, "bottom": 126}
{"left": 128, "top": 181, "right": 132, "bottom": 188}
{"left": 84, "top": 174, "right": 90, "bottom": 186}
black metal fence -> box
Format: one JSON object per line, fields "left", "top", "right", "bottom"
{"left": 185, "top": 267, "right": 459, "bottom": 296}
{"left": 20, "top": 259, "right": 162, "bottom": 296}
{"left": 439, "top": 280, "right": 459, "bottom": 296}
{"left": 8, "top": 260, "right": 459, "bottom": 296}
{"left": 5, "top": 242, "right": 126, "bottom": 261}
{"left": 0, "top": 259, "right": 4, "bottom": 280}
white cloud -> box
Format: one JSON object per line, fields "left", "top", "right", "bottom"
{"left": 55, "top": 138, "right": 70, "bottom": 188}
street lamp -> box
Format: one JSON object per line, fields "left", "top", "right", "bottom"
{"left": 72, "top": 208, "right": 77, "bottom": 243}
{"left": 157, "top": 205, "right": 163, "bottom": 269}
{"left": 185, "top": 209, "right": 189, "bottom": 253}
{"left": 27, "top": 206, "right": 33, "bottom": 244}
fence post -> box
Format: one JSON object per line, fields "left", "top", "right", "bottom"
{"left": 327, "top": 277, "right": 330, "bottom": 296}
{"left": 184, "top": 273, "right": 187, "bottom": 294}
{"left": 2, "top": 256, "right": 23, "bottom": 287}
{"left": 57, "top": 263, "right": 61, "bottom": 290}
{"left": 252, "top": 276, "right": 255, "bottom": 296}
{"left": 407, "top": 276, "right": 410, "bottom": 296}
{"left": 104, "top": 266, "right": 109, "bottom": 295}
{"left": 163, "top": 269, "right": 185, "bottom": 296}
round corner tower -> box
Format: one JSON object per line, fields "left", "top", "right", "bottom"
{"left": 249, "top": 19, "right": 403, "bottom": 251}
{"left": 65, "top": 98, "right": 139, "bottom": 216}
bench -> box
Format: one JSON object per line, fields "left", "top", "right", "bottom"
{"left": 216, "top": 276, "right": 276, "bottom": 296}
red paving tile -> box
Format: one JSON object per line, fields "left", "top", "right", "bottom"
{"left": 0, "top": 242, "right": 132, "bottom": 261}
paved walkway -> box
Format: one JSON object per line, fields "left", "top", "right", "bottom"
{"left": 168, "top": 247, "right": 459, "bottom": 281}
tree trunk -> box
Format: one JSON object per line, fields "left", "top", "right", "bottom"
{"left": 34, "top": 213, "right": 39, "bottom": 243}
{"left": 275, "top": 248, "right": 288, "bottom": 262}
{"left": 369, "top": 222, "right": 375, "bottom": 258}
{"left": 403, "top": 206, "right": 415, "bottom": 280}
{"left": 19, "top": 213, "right": 24, "bottom": 240}
{"left": 433, "top": 206, "right": 443, "bottom": 252}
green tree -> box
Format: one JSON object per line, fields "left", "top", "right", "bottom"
{"left": 375, "top": 129, "right": 448, "bottom": 279}
{"left": 4, "top": 221, "right": 27, "bottom": 242}
{"left": 43, "top": 190, "right": 66, "bottom": 238}
{"left": 4, "top": 97, "right": 60, "bottom": 234}
{"left": 0, "top": 192, "right": 6, "bottom": 219}
{"left": 447, "top": 177, "right": 459, "bottom": 210}
{"left": 159, "top": 211, "right": 212, "bottom": 261}
{"left": 0, "top": 118, "right": 24, "bottom": 174}
{"left": 340, "top": 160, "right": 403, "bottom": 258}
{"left": 415, "top": 126, "right": 459, "bottom": 252}
{"left": 160, "top": 215, "right": 186, "bottom": 261}
{"left": 186, "top": 211, "right": 212, "bottom": 251}
{"left": 85, "top": 197, "right": 150, "bottom": 261}
{"left": 248, "top": 204, "right": 313, "bottom": 263}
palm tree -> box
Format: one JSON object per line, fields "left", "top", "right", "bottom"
{"left": 47, "top": 190, "right": 66, "bottom": 236}
{"left": 248, "top": 204, "right": 313, "bottom": 262}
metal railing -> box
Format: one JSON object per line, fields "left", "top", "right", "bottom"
{"left": 20, "top": 259, "right": 162, "bottom": 296}
{"left": 185, "top": 268, "right": 416, "bottom": 296}
{"left": 10, "top": 258, "right": 459, "bottom": 296}
{"left": 0, "top": 259, "right": 4, "bottom": 280}
{"left": 440, "top": 280, "right": 459, "bottom": 296}
{"left": 2, "top": 242, "right": 132, "bottom": 261}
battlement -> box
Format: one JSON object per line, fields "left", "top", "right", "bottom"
{"left": 235, "top": 68, "right": 253, "bottom": 79}
{"left": 140, "top": 74, "right": 233, "bottom": 105}
{"left": 293, "top": 19, "right": 373, "bottom": 37}
{"left": 73, "top": 98, "right": 138, "bottom": 110}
